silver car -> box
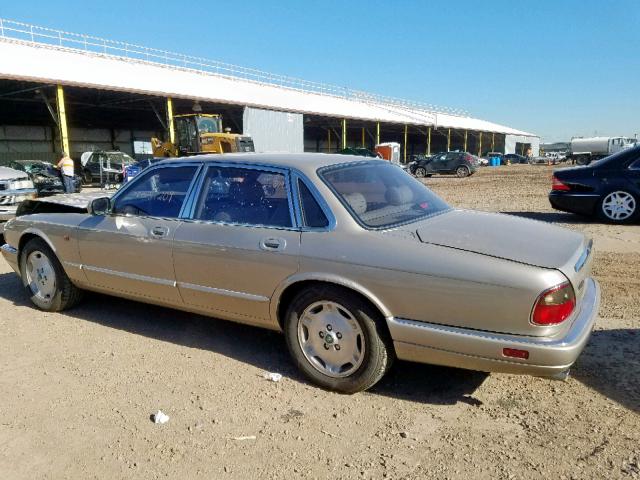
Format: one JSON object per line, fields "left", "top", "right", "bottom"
{"left": 0, "top": 154, "right": 600, "bottom": 393}
{"left": 0, "top": 165, "right": 37, "bottom": 233}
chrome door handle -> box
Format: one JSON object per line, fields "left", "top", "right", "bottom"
{"left": 150, "top": 226, "right": 169, "bottom": 237}
{"left": 260, "top": 237, "right": 286, "bottom": 251}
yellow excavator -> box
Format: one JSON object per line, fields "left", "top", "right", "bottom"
{"left": 151, "top": 114, "right": 255, "bottom": 157}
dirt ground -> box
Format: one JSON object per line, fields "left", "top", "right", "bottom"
{"left": 0, "top": 165, "right": 638, "bottom": 480}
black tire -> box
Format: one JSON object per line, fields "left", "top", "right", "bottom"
{"left": 284, "top": 285, "right": 394, "bottom": 394}
{"left": 597, "top": 190, "right": 638, "bottom": 224}
{"left": 456, "top": 165, "right": 470, "bottom": 178}
{"left": 426, "top": 174, "right": 433, "bottom": 177}
{"left": 19, "top": 238, "right": 83, "bottom": 312}
{"left": 83, "top": 170, "right": 92, "bottom": 184}
{"left": 414, "top": 166, "right": 427, "bottom": 178}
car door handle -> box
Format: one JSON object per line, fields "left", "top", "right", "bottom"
{"left": 260, "top": 237, "right": 286, "bottom": 251}
{"left": 150, "top": 226, "right": 169, "bottom": 237}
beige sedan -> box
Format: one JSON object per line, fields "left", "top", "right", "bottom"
{"left": 1, "top": 154, "right": 600, "bottom": 393}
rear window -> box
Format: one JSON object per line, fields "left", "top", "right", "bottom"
{"left": 319, "top": 162, "right": 450, "bottom": 229}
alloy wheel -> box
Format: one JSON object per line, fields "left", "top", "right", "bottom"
{"left": 601, "top": 191, "right": 636, "bottom": 221}
{"left": 24, "top": 250, "right": 56, "bottom": 305}
{"left": 297, "top": 300, "right": 365, "bottom": 378}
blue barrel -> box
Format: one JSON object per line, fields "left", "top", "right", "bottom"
{"left": 490, "top": 156, "right": 500, "bottom": 167}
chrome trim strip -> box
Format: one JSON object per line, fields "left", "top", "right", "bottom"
{"left": 574, "top": 239, "right": 593, "bottom": 272}
{"left": 177, "top": 281, "right": 269, "bottom": 302}
{"left": 1, "top": 244, "right": 18, "bottom": 255}
{"left": 63, "top": 261, "right": 83, "bottom": 270}
{"left": 82, "top": 265, "right": 176, "bottom": 287}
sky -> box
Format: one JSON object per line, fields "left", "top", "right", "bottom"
{"left": 1, "top": 0, "right": 638, "bottom": 142}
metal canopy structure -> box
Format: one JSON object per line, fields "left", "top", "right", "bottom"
{"left": 0, "top": 19, "right": 536, "bottom": 137}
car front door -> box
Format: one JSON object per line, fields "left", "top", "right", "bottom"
{"left": 76, "top": 163, "right": 200, "bottom": 303}
{"left": 445, "top": 153, "right": 461, "bottom": 172}
{"left": 172, "top": 164, "right": 301, "bottom": 327}
{"left": 427, "top": 154, "right": 447, "bottom": 173}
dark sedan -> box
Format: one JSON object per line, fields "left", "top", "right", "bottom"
{"left": 409, "top": 151, "right": 477, "bottom": 178}
{"left": 9, "top": 160, "right": 82, "bottom": 196}
{"left": 549, "top": 145, "right": 640, "bottom": 223}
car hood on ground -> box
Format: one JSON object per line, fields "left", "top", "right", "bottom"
{"left": 413, "top": 209, "right": 584, "bottom": 269}
{"left": 0, "top": 166, "right": 29, "bottom": 180}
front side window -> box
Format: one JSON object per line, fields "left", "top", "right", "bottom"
{"left": 112, "top": 166, "right": 197, "bottom": 218}
{"left": 193, "top": 166, "right": 292, "bottom": 228}
{"left": 320, "top": 161, "right": 450, "bottom": 229}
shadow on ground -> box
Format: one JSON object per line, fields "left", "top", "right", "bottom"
{"left": 0, "top": 272, "right": 485, "bottom": 405}
{"left": 501, "top": 211, "right": 593, "bottom": 225}
{"left": 571, "top": 328, "right": 640, "bottom": 413}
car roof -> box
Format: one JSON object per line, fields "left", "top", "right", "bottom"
{"left": 159, "top": 153, "right": 389, "bottom": 176}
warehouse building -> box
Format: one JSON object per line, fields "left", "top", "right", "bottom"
{"left": 0, "top": 19, "right": 539, "bottom": 163}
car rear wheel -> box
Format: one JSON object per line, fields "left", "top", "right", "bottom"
{"left": 598, "top": 190, "right": 637, "bottom": 224}
{"left": 456, "top": 165, "right": 470, "bottom": 178}
{"left": 284, "top": 285, "right": 394, "bottom": 393}
{"left": 20, "top": 238, "right": 83, "bottom": 311}
{"left": 414, "top": 166, "right": 427, "bottom": 178}
{"left": 83, "top": 170, "right": 92, "bottom": 184}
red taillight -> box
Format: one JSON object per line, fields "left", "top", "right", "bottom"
{"left": 503, "top": 348, "right": 530, "bottom": 359}
{"left": 532, "top": 282, "right": 576, "bottom": 325}
{"left": 552, "top": 176, "right": 570, "bottom": 191}
{"left": 465, "top": 154, "right": 474, "bottom": 163}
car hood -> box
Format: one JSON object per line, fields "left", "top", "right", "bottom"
{"left": 0, "top": 166, "right": 29, "bottom": 181}
{"left": 413, "top": 209, "right": 585, "bottom": 269}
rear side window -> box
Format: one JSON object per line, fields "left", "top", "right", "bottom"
{"left": 298, "top": 180, "right": 329, "bottom": 228}
{"left": 112, "top": 166, "right": 197, "bottom": 218}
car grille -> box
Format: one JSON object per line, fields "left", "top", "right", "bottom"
{"left": 0, "top": 195, "right": 13, "bottom": 205}
{"left": 0, "top": 182, "right": 7, "bottom": 191}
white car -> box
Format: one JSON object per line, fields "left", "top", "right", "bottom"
{"left": 0, "top": 166, "right": 36, "bottom": 233}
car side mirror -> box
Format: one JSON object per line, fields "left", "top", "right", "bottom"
{"left": 89, "top": 197, "right": 111, "bottom": 216}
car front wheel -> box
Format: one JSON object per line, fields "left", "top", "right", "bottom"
{"left": 456, "top": 165, "right": 470, "bottom": 178}
{"left": 414, "top": 166, "right": 427, "bottom": 178}
{"left": 20, "top": 238, "right": 83, "bottom": 311}
{"left": 284, "top": 285, "right": 394, "bottom": 393}
{"left": 598, "top": 190, "right": 637, "bottom": 224}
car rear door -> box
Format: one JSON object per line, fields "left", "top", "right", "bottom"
{"left": 76, "top": 163, "right": 201, "bottom": 303}
{"left": 172, "top": 163, "right": 300, "bottom": 326}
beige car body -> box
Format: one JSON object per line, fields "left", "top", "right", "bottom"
{"left": 1, "top": 153, "right": 600, "bottom": 379}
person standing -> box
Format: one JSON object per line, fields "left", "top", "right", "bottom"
{"left": 57, "top": 152, "right": 75, "bottom": 193}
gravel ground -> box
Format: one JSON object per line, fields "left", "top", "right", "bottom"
{"left": 0, "top": 165, "right": 638, "bottom": 479}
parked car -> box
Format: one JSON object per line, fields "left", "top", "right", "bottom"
{"left": 549, "top": 144, "right": 640, "bottom": 224}
{"left": 9, "top": 160, "right": 82, "bottom": 196}
{"left": 81, "top": 151, "right": 136, "bottom": 185}
{"left": 2, "top": 153, "right": 600, "bottom": 393}
{"left": 503, "top": 153, "right": 529, "bottom": 164}
{"left": 410, "top": 151, "right": 477, "bottom": 178}
{"left": 123, "top": 158, "right": 164, "bottom": 182}
{"left": 0, "top": 165, "right": 36, "bottom": 233}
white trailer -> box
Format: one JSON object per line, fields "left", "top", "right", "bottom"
{"left": 569, "top": 136, "right": 636, "bottom": 165}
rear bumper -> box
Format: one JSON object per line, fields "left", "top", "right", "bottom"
{"left": 388, "top": 277, "right": 600, "bottom": 378}
{"left": 548, "top": 192, "right": 600, "bottom": 216}
{"left": 1, "top": 243, "right": 19, "bottom": 273}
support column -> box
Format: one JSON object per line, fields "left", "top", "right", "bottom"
{"left": 479, "top": 132, "right": 483, "bottom": 156}
{"left": 464, "top": 130, "right": 468, "bottom": 152}
{"left": 447, "top": 128, "right": 451, "bottom": 151}
{"left": 492, "top": 132, "right": 495, "bottom": 151}
{"left": 404, "top": 124, "right": 408, "bottom": 163}
{"left": 327, "top": 129, "right": 331, "bottom": 153}
{"left": 167, "top": 97, "right": 175, "bottom": 144}
{"left": 361, "top": 127, "right": 365, "bottom": 148}
{"left": 427, "top": 126, "right": 431, "bottom": 155}
{"left": 55, "top": 85, "right": 70, "bottom": 155}
{"left": 342, "top": 119, "right": 347, "bottom": 149}
{"left": 376, "top": 122, "right": 380, "bottom": 145}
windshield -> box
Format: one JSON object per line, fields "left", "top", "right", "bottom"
{"left": 320, "top": 161, "right": 450, "bottom": 229}
{"left": 197, "top": 117, "right": 221, "bottom": 134}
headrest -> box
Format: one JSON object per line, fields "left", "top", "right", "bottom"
{"left": 385, "top": 185, "right": 414, "bottom": 205}
{"left": 343, "top": 192, "right": 367, "bottom": 215}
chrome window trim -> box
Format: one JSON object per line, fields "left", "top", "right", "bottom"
{"left": 185, "top": 162, "right": 297, "bottom": 229}
{"left": 290, "top": 171, "right": 336, "bottom": 232}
